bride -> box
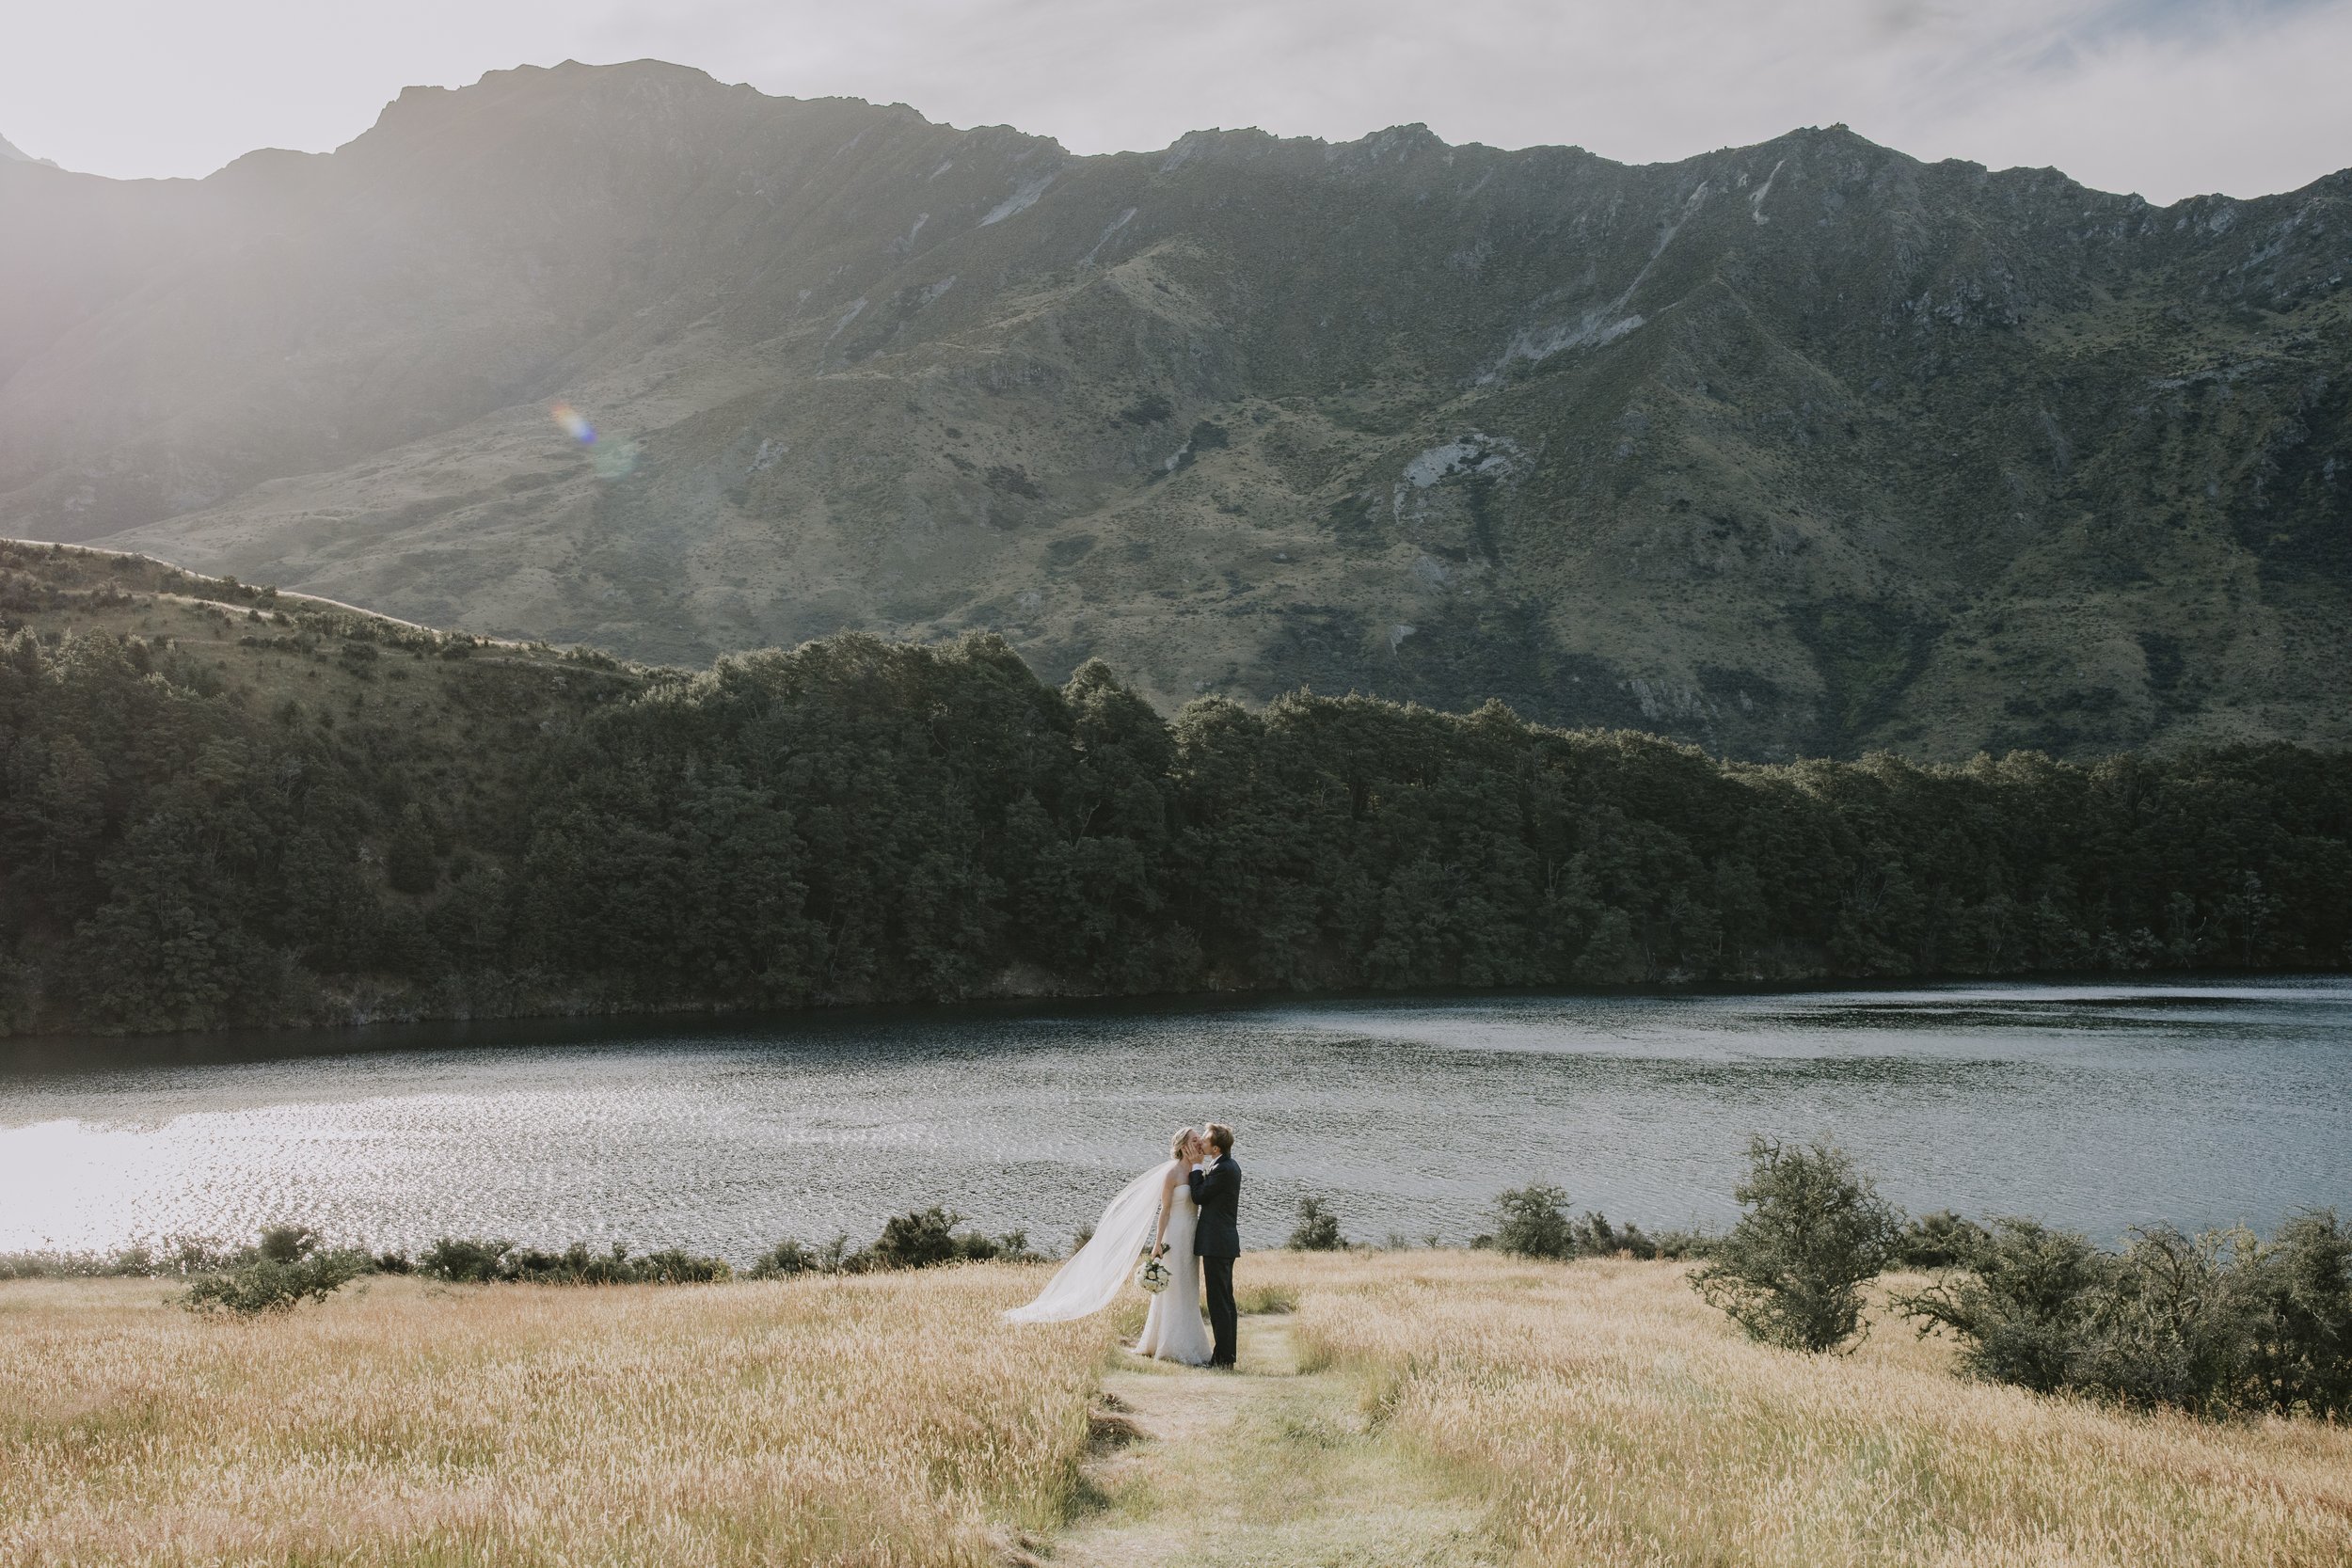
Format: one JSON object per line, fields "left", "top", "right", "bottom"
{"left": 1005, "top": 1127, "right": 1215, "bottom": 1366}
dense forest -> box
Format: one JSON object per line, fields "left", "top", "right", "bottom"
{"left": 3, "top": 544, "right": 2349, "bottom": 1039}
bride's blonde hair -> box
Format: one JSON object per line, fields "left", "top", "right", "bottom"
{"left": 1170, "top": 1126, "right": 1197, "bottom": 1160}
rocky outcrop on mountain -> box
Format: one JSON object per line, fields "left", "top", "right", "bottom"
{"left": 2, "top": 60, "right": 2347, "bottom": 758}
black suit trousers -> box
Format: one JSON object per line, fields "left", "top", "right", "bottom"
{"left": 1202, "top": 1254, "right": 1237, "bottom": 1365}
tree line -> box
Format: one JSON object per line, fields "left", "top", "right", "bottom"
{"left": 4, "top": 610, "right": 2350, "bottom": 1039}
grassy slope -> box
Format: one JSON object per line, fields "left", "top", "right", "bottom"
{"left": 0, "top": 538, "right": 633, "bottom": 828}
{"left": 0, "top": 539, "right": 637, "bottom": 717}
{"left": 1279, "top": 1252, "right": 2352, "bottom": 1568}
{"left": 6, "top": 1254, "right": 2345, "bottom": 1567}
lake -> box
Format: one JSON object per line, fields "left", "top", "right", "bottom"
{"left": 4, "top": 979, "right": 2348, "bottom": 1260}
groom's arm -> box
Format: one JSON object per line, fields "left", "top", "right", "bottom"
{"left": 1189, "top": 1162, "right": 1237, "bottom": 1207}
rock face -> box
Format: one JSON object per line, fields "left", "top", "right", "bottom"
{"left": 2, "top": 60, "right": 2348, "bottom": 759}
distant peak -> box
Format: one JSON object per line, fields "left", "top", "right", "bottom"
{"left": 0, "top": 130, "right": 57, "bottom": 167}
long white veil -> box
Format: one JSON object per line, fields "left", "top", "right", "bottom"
{"left": 1004, "top": 1159, "right": 1174, "bottom": 1323}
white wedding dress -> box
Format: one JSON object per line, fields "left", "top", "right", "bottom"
{"left": 1006, "top": 1159, "right": 1214, "bottom": 1366}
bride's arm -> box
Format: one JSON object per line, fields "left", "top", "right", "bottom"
{"left": 1152, "top": 1164, "right": 1181, "bottom": 1256}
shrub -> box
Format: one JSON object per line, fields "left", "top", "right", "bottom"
{"left": 1492, "top": 1184, "right": 1578, "bottom": 1259}
{"left": 183, "top": 1247, "right": 367, "bottom": 1317}
{"left": 1897, "top": 1208, "right": 2352, "bottom": 1418}
{"left": 1894, "top": 1216, "right": 2114, "bottom": 1392}
{"left": 870, "top": 1207, "right": 971, "bottom": 1269}
{"left": 421, "top": 1237, "right": 732, "bottom": 1286}
{"left": 635, "top": 1247, "right": 732, "bottom": 1284}
{"left": 1692, "top": 1137, "right": 1902, "bottom": 1353}
{"left": 2071, "top": 1223, "right": 2259, "bottom": 1414}
{"left": 1646, "top": 1227, "right": 1719, "bottom": 1261}
{"left": 750, "top": 1238, "right": 833, "bottom": 1278}
{"left": 1896, "top": 1210, "right": 1990, "bottom": 1269}
{"left": 1486, "top": 1187, "right": 1676, "bottom": 1260}
{"left": 420, "top": 1236, "right": 514, "bottom": 1283}
{"left": 1572, "top": 1212, "right": 1661, "bottom": 1259}
{"left": 256, "top": 1225, "right": 322, "bottom": 1263}
{"left": 2244, "top": 1207, "right": 2352, "bottom": 1416}
{"left": 2, "top": 1237, "right": 243, "bottom": 1279}
{"left": 1287, "top": 1196, "right": 1347, "bottom": 1251}
{"left": 502, "top": 1243, "right": 629, "bottom": 1284}
{"left": 755, "top": 1212, "right": 1036, "bottom": 1277}
{"left": 544, "top": 1243, "right": 673, "bottom": 1284}
{"left": 867, "top": 1207, "right": 1034, "bottom": 1269}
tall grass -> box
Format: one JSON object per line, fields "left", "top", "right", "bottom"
{"left": 0, "top": 1268, "right": 1106, "bottom": 1566}
{"left": 1275, "top": 1252, "right": 2352, "bottom": 1568}
{"left": 10, "top": 1253, "right": 2347, "bottom": 1566}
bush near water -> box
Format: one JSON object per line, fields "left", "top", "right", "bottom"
{"left": 10, "top": 1163, "right": 2348, "bottom": 1419}
{"left": 5, "top": 545, "right": 2352, "bottom": 1039}
{"left": 1309, "top": 1159, "right": 2352, "bottom": 1420}
{"left": 1692, "top": 1137, "right": 1905, "bottom": 1353}
{"left": 1896, "top": 1209, "right": 2352, "bottom": 1418}
{"left": 0, "top": 1207, "right": 1036, "bottom": 1311}
{"left": 1660, "top": 1138, "right": 2352, "bottom": 1419}
{"left": 1287, "top": 1196, "right": 1349, "bottom": 1251}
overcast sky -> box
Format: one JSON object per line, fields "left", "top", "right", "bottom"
{"left": 5, "top": 0, "right": 2347, "bottom": 203}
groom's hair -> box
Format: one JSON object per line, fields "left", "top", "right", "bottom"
{"left": 1205, "top": 1123, "right": 1234, "bottom": 1154}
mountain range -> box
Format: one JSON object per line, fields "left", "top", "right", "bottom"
{"left": 2, "top": 60, "right": 2347, "bottom": 760}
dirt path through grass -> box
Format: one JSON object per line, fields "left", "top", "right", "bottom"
{"left": 1039, "top": 1312, "right": 1500, "bottom": 1568}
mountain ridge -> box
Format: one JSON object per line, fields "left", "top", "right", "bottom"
{"left": 2, "top": 59, "right": 2347, "bottom": 760}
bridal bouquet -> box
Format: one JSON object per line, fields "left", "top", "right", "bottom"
{"left": 1134, "top": 1255, "right": 1171, "bottom": 1294}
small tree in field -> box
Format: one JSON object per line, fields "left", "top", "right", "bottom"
{"left": 183, "top": 1227, "right": 366, "bottom": 1317}
{"left": 1491, "top": 1184, "right": 1578, "bottom": 1259}
{"left": 1287, "top": 1196, "right": 1346, "bottom": 1251}
{"left": 1692, "top": 1138, "right": 1901, "bottom": 1353}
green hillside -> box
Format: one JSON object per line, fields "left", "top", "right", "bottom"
{"left": 3, "top": 542, "right": 2346, "bottom": 1040}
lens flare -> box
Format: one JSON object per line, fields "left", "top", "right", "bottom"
{"left": 550, "top": 402, "right": 597, "bottom": 445}
{"left": 551, "top": 400, "right": 639, "bottom": 478}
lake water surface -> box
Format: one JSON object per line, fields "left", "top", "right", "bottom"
{"left": 4, "top": 979, "right": 2347, "bottom": 1259}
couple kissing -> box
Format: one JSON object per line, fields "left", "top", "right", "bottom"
{"left": 1005, "top": 1122, "right": 1242, "bottom": 1370}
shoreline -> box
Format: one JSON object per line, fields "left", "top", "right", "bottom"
{"left": 4, "top": 967, "right": 2339, "bottom": 1064}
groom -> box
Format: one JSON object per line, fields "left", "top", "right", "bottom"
{"left": 1187, "top": 1123, "right": 1242, "bottom": 1368}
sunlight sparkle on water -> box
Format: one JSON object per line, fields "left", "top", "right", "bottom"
{"left": 3, "top": 982, "right": 2346, "bottom": 1260}
{"left": 0, "top": 1118, "right": 204, "bottom": 1252}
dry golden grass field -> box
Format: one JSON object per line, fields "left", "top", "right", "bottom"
{"left": 0, "top": 1268, "right": 1102, "bottom": 1567}
{"left": 1280, "top": 1253, "right": 2352, "bottom": 1568}
{"left": 4, "top": 1253, "right": 2348, "bottom": 1568}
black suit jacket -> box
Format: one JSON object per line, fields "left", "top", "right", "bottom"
{"left": 1188, "top": 1156, "right": 1242, "bottom": 1258}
